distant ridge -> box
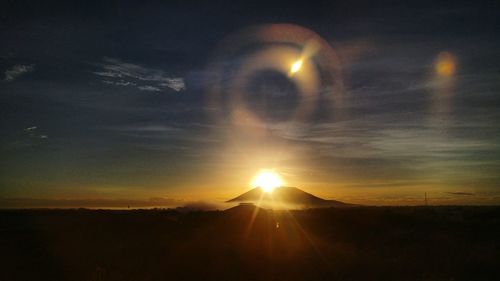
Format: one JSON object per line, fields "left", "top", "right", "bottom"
{"left": 226, "top": 186, "right": 355, "bottom": 208}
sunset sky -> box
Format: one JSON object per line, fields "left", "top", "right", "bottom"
{"left": 1, "top": 0, "right": 499, "bottom": 207}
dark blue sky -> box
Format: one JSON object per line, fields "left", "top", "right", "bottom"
{"left": 1, "top": 0, "right": 499, "bottom": 206}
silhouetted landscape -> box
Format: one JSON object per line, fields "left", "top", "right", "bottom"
{"left": 2, "top": 206, "right": 500, "bottom": 281}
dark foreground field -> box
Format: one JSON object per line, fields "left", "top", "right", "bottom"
{"left": 1, "top": 205, "right": 500, "bottom": 281}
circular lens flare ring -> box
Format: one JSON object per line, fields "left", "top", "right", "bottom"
{"left": 206, "top": 23, "right": 345, "bottom": 128}
{"left": 228, "top": 46, "right": 320, "bottom": 126}
{"left": 252, "top": 170, "right": 284, "bottom": 193}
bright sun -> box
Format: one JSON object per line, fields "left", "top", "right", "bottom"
{"left": 252, "top": 171, "right": 284, "bottom": 193}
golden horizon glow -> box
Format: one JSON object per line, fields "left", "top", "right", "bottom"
{"left": 252, "top": 170, "right": 284, "bottom": 193}
{"left": 290, "top": 59, "right": 303, "bottom": 74}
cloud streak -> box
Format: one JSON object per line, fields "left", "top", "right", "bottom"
{"left": 93, "top": 57, "right": 186, "bottom": 92}
{"left": 4, "top": 64, "right": 35, "bottom": 81}
{"left": 446, "top": 192, "right": 474, "bottom": 196}
{"left": 0, "top": 197, "right": 184, "bottom": 209}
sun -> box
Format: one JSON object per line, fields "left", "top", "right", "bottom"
{"left": 252, "top": 170, "right": 284, "bottom": 193}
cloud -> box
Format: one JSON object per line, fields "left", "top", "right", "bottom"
{"left": 104, "top": 122, "right": 221, "bottom": 147}
{"left": 1, "top": 126, "right": 49, "bottom": 150}
{"left": 102, "top": 80, "right": 136, "bottom": 86}
{"left": 0, "top": 197, "right": 184, "bottom": 209}
{"left": 159, "top": 78, "right": 185, "bottom": 91}
{"left": 108, "top": 124, "right": 182, "bottom": 133}
{"left": 0, "top": 197, "right": 227, "bottom": 210}
{"left": 93, "top": 57, "right": 186, "bottom": 92}
{"left": 24, "top": 126, "right": 48, "bottom": 139}
{"left": 138, "top": 85, "right": 161, "bottom": 92}
{"left": 446, "top": 192, "right": 474, "bottom": 196}
{"left": 176, "top": 201, "right": 221, "bottom": 212}
{"left": 261, "top": 114, "right": 500, "bottom": 189}
{"left": 4, "top": 64, "right": 35, "bottom": 81}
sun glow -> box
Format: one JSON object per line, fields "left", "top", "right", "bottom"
{"left": 252, "top": 171, "right": 284, "bottom": 193}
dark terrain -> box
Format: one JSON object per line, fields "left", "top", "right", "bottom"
{"left": 1, "top": 205, "right": 500, "bottom": 281}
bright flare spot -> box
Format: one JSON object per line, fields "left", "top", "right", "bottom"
{"left": 252, "top": 171, "right": 284, "bottom": 193}
{"left": 290, "top": 59, "right": 303, "bottom": 73}
{"left": 435, "top": 52, "right": 456, "bottom": 77}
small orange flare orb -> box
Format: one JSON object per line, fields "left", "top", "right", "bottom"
{"left": 435, "top": 52, "right": 456, "bottom": 77}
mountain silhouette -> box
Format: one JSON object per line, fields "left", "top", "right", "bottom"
{"left": 226, "top": 186, "right": 354, "bottom": 208}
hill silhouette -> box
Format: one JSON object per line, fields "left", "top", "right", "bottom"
{"left": 2, "top": 207, "right": 500, "bottom": 281}
{"left": 227, "top": 186, "right": 354, "bottom": 208}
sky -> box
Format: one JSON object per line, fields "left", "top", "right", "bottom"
{"left": 1, "top": 0, "right": 499, "bottom": 207}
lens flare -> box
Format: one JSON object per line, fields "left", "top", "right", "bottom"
{"left": 435, "top": 52, "right": 456, "bottom": 77}
{"left": 290, "top": 59, "right": 303, "bottom": 74}
{"left": 206, "top": 23, "right": 345, "bottom": 130}
{"left": 428, "top": 51, "right": 457, "bottom": 128}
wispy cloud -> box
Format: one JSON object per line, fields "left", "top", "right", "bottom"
{"left": 4, "top": 64, "right": 35, "bottom": 81}
{"left": 262, "top": 115, "right": 500, "bottom": 190}
{"left": 24, "top": 126, "right": 48, "bottom": 140}
{"left": 0, "top": 197, "right": 228, "bottom": 210}
{"left": 106, "top": 122, "right": 221, "bottom": 143}
{"left": 0, "top": 197, "right": 184, "bottom": 208}
{"left": 138, "top": 85, "right": 161, "bottom": 92}
{"left": 446, "top": 192, "right": 474, "bottom": 196}
{"left": 93, "top": 57, "right": 186, "bottom": 92}
{"left": 102, "top": 80, "right": 136, "bottom": 86}
{"left": 1, "top": 126, "right": 49, "bottom": 150}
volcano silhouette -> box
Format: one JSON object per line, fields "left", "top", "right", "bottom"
{"left": 226, "top": 186, "right": 354, "bottom": 208}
